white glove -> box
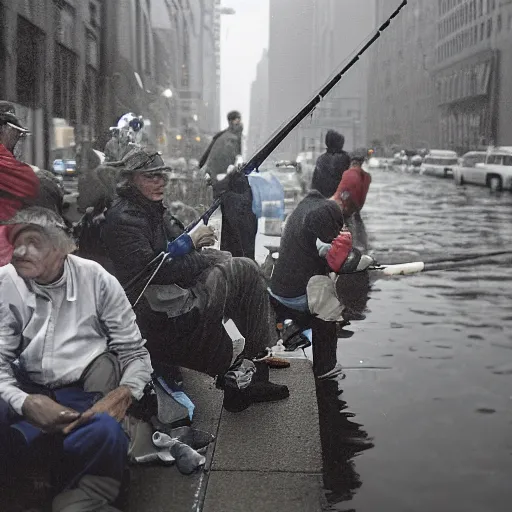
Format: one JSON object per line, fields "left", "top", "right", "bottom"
{"left": 355, "top": 254, "right": 376, "bottom": 271}
{"left": 316, "top": 238, "right": 332, "bottom": 258}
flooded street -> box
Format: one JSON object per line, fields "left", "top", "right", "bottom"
{"left": 320, "top": 170, "right": 512, "bottom": 511}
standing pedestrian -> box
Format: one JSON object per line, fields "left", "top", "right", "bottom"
{"left": 199, "top": 111, "right": 257, "bottom": 259}
{"left": 311, "top": 130, "right": 350, "bottom": 197}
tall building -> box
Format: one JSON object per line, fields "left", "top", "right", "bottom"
{"left": 0, "top": 0, "right": 102, "bottom": 168}
{"left": 247, "top": 50, "right": 269, "bottom": 158}
{"left": 367, "top": 0, "right": 512, "bottom": 154}
{"left": 266, "top": 0, "right": 375, "bottom": 160}
{"left": 366, "top": 0, "right": 438, "bottom": 151}
{"left": 150, "top": 0, "right": 220, "bottom": 158}
{"left": 434, "top": 0, "right": 512, "bottom": 152}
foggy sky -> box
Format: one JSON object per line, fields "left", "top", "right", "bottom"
{"left": 220, "top": 0, "right": 269, "bottom": 130}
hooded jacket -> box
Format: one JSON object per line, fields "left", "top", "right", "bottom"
{"left": 311, "top": 130, "right": 350, "bottom": 198}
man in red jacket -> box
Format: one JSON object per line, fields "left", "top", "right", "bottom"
{"left": 0, "top": 102, "right": 39, "bottom": 264}
{"left": 331, "top": 153, "right": 372, "bottom": 216}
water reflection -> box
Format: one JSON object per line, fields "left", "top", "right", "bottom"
{"left": 316, "top": 379, "right": 373, "bottom": 510}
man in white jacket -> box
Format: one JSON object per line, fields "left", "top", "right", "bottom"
{"left": 0, "top": 206, "right": 153, "bottom": 511}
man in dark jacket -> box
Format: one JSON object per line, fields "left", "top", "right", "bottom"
{"left": 199, "top": 111, "right": 242, "bottom": 177}
{"left": 103, "top": 148, "right": 289, "bottom": 413}
{"left": 199, "top": 111, "right": 257, "bottom": 259}
{"left": 269, "top": 180, "right": 373, "bottom": 379}
{"left": 311, "top": 130, "right": 350, "bottom": 197}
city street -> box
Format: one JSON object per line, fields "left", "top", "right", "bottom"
{"left": 317, "top": 169, "right": 512, "bottom": 511}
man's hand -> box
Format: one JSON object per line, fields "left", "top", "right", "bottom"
{"left": 190, "top": 225, "right": 217, "bottom": 249}
{"left": 62, "top": 386, "right": 133, "bottom": 435}
{"left": 22, "top": 394, "right": 84, "bottom": 433}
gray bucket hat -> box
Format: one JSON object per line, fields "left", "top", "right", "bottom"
{"left": 110, "top": 148, "right": 172, "bottom": 174}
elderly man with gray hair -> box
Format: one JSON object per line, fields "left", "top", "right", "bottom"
{"left": 0, "top": 207, "right": 152, "bottom": 511}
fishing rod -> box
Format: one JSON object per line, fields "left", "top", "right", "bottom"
{"left": 370, "top": 253, "right": 512, "bottom": 276}
{"left": 378, "top": 249, "right": 512, "bottom": 267}
{"left": 126, "top": 0, "right": 410, "bottom": 296}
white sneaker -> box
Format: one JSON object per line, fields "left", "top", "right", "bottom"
{"left": 316, "top": 363, "right": 345, "bottom": 380}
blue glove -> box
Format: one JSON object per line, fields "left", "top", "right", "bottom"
{"left": 167, "top": 233, "right": 194, "bottom": 258}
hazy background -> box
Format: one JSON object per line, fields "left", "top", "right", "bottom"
{"left": 220, "top": 0, "right": 269, "bottom": 130}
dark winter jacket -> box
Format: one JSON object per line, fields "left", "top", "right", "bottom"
{"left": 103, "top": 184, "right": 214, "bottom": 288}
{"left": 202, "top": 128, "right": 242, "bottom": 180}
{"left": 311, "top": 130, "right": 350, "bottom": 198}
{"left": 270, "top": 191, "right": 345, "bottom": 298}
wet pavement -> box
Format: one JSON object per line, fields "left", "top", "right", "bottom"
{"left": 321, "top": 170, "right": 512, "bottom": 511}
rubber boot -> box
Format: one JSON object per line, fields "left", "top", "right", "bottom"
{"left": 221, "top": 361, "right": 289, "bottom": 413}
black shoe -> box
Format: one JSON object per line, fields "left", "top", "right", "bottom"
{"left": 222, "top": 362, "right": 289, "bottom": 413}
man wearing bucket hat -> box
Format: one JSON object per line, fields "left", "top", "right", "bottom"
{"left": 0, "top": 206, "right": 152, "bottom": 510}
{"left": 0, "top": 101, "right": 39, "bottom": 265}
{"left": 103, "top": 147, "right": 290, "bottom": 413}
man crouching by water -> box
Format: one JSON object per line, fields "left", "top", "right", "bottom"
{"left": 0, "top": 207, "right": 152, "bottom": 511}
{"left": 269, "top": 152, "right": 372, "bottom": 378}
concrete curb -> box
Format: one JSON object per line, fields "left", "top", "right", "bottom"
{"left": 127, "top": 360, "right": 326, "bottom": 511}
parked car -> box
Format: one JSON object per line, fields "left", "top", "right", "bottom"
{"left": 453, "top": 151, "right": 488, "bottom": 186}
{"left": 454, "top": 147, "right": 512, "bottom": 191}
{"left": 52, "top": 158, "right": 77, "bottom": 177}
{"left": 420, "top": 150, "right": 458, "bottom": 178}
{"left": 265, "top": 161, "right": 305, "bottom": 215}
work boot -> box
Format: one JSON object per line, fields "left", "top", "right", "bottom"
{"left": 219, "top": 359, "right": 289, "bottom": 413}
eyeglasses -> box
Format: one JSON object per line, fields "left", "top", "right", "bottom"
{"left": 140, "top": 172, "right": 169, "bottom": 182}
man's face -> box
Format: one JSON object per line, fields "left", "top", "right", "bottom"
{"left": 0, "top": 124, "right": 22, "bottom": 153}
{"left": 230, "top": 118, "right": 243, "bottom": 133}
{"left": 11, "top": 228, "right": 60, "bottom": 281}
{"left": 133, "top": 172, "right": 168, "bottom": 202}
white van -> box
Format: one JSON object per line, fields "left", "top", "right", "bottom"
{"left": 454, "top": 147, "right": 512, "bottom": 191}
{"left": 453, "top": 151, "right": 488, "bottom": 186}
{"left": 420, "top": 150, "right": 458, "bottom": 178}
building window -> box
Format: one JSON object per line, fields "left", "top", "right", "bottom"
{"left": 16, "top": 16, "right": 44, "bottom": 108}
{"left": 53, "top": 43, "right": 78, "bottom": 124}
{"left": 497, "top": 14, "right": 502, "bottom": 33}
{"left": 86, "top": 31, "right": 98, "bottom": 69}
{"left": 487, "top": 18, "right": 492, "bottom": 38}
{"left": 479, "top": 0, "right": 483, "bottom": 17}
{"left": 55, "top": 1, "right": 75, "bottom": 50}
{"left": 480, "top": 22, "right": 484, "bottom": 40}
{"left": 82, "top": 65, "right": 97, "bottom": 134}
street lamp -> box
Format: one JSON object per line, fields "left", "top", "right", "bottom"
{"left": 162, "top": 88, "right": 173, "bottom": 99}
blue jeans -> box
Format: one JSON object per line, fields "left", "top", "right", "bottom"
{"left": 0, "top": 386, "right": 128, "bottom": 490}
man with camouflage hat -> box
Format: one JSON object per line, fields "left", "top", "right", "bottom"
{"left": 0, "top": 206, "right": 152, "bottom": 510}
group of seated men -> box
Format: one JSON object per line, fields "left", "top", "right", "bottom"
{"left": 0, "top": 102, "right": 371, "bottom": 511}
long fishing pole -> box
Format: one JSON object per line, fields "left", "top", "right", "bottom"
{"left": 371, "top": 253, "right": 512, "bottom": 276}
{"left": 378, "top": 249, "right": 512, "bottom": 266}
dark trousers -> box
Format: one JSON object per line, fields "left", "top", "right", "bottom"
{"left": 0, "top": 353, "right": 128, "bottom": 511}
{"left": 270, "top": 297, "right": 338, "bottom": 376}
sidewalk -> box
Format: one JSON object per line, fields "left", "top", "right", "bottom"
{"left": 128, "top": 360, "right": 326, "bottom": 511}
